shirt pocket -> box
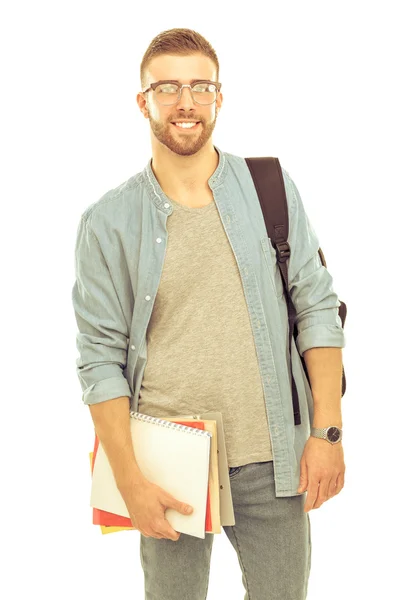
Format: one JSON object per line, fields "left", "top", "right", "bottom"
{"left": 260, "top": 235, "right": 284, "bottom": 299}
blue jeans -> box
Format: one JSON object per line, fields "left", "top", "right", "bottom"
{"left": 139, "top": 460, "right": 312, "bottom": 599}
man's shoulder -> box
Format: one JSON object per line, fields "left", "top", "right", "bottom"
{"left": 225, "top": 149, "right": 292, "bottom": 180}
{"left": 227, "top": 149, "right": 295, "bottom": 205}
{"left": 81, "top": 171, "right": 144, "bottom": 226}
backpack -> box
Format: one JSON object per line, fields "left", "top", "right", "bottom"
{"left": 245, "top": 156, "right": 347, "bottom": 426}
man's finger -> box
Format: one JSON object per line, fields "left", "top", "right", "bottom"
{"left": 335, "top": 471, "right": 345, "bottom": 494}
{"left": 327, "top": 475, "right": 337, "bottom": 498}
{"left": 313, "top": 477, "right": 330, "bottom": 508}
{"left": 304, "top": 479, "right": 319, "bottom": 512}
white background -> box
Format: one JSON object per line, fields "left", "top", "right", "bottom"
{"left": 1, "top": 1, "right": 398, "bottom": 599}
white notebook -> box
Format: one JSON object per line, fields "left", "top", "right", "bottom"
{"left": 90, "top": 411, "right": 212, "bottom": 539}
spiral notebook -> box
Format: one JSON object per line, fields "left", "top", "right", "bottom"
{"left": 90, "top": 411, "right": 212, "bottom": 539}
{"left": 89, "top": 418, "right": 222, "bottom": 535}
{"left": 89, "top": 420, "right": 214, "bottom": 534}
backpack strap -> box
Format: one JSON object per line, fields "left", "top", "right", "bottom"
{"left": 245, "top": 157, "right": 347, "bottom": 426}
{"left": 245, "top": 156, "right": 301, "bottom": 425}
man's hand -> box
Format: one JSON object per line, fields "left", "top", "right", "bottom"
{"left": 297, "top": 436, "right": 345, "bottom": 512}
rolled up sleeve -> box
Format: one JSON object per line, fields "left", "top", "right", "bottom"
{"left": 72, "top": 216, "right": 132, "bottom": 405}
{"left": 283, "top": 170, "right": 346, "bottom": 357}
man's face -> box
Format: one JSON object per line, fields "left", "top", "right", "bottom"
{"left": 138, "top": 53, "right": 223, "bottom": 157}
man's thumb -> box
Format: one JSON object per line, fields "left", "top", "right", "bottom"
{"left": 167, "top": 494, "right": 193, "bottom": 514}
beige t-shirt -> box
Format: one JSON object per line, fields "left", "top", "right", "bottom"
{"left": 138, "top": 196, "right": 273, "bottom": 467}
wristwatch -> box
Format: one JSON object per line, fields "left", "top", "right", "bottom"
{"left": 310, "top": 426, "right": 342, "bottom": 445}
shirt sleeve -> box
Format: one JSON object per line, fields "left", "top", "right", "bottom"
{"left": 282, "top": 169, "right": 346, "bottom": 357}
{"left": 72, "top": 215, "right": 132, "bottom": 405}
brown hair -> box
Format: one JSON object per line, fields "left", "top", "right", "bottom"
{"left": 140, "top": 28, "right": 220, "bottom": 91}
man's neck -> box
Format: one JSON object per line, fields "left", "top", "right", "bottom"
{"left": 150, "top": 145, "right": 219, "bottom": 200}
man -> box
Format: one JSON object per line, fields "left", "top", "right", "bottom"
{"left": 72, "top": 28, "right": 346, "bottom": 600}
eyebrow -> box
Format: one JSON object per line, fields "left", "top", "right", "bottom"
{"left": 163, "top": 79, "right": 211, "bottom": 84}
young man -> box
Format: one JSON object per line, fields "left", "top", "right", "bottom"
{"left": 72, "top": 28, "right": 345, "bottom": 600}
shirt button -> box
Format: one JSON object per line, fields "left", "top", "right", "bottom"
{"left": 131, "top": 345, "right": 136, "bottom": 350}
{"left": 156, "top": 237, "right": 162, "bottom": 243}
{"left": 164, "top": 203, "right": 170, "bottom": 208}
{"left": 145, "top": 295, "right": 151, "bottom": 301}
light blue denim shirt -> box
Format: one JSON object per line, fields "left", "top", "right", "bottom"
{"left": 72, "top": 145, "right": 345, "bottom": 497}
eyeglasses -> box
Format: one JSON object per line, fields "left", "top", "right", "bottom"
{"left": 142, "top": 80, "right": 222, "bottom": 106}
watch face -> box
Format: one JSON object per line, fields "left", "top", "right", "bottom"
{"left": 327, "top": 426, "right": 341, "bottom": 442}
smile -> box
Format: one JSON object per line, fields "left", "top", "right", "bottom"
{"left": 171, "top": 122, "right": 201, "bottom": 131}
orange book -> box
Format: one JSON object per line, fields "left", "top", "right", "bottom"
{"left": 90, "top": 420, "right": 212, "bottom": 533}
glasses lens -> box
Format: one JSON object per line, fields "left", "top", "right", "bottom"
{"left": 154, "top": 83, "right": 180, "bottom": 106}
{"left": 192, "top": 82, "right": 217, "bottom": 105}
{"left": 154, "top": 82, "right": 218, "bottom": 105}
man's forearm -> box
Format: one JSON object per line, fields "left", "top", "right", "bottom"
{"left": 302, "top": 347, "right": 343, "bottom": 428}
{"left": 89, "top": 396, "right": 146, "bottom": 491}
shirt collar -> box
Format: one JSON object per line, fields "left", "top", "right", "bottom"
{"left": 143, "top": 145, "right": 227, "bottom": 213}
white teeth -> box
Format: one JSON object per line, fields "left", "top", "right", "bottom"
{"left": 175, "top": 122, "right": 197, "bottom": 128}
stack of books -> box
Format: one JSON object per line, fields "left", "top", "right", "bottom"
{"left": 89, "top": 411, "right": 235, "bottom": 539}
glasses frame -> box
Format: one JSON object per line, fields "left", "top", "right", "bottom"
{"left": 141, "top": 79, "right": 222, "bottom": 106}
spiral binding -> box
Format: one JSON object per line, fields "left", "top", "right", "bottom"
{"left": 129, "top": 411, "right": 212, "bottom": 438}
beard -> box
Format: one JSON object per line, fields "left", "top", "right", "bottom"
{"left": 148, "top": 112, "right": 218, "bottom": 156}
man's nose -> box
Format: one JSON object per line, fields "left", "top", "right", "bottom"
{"left": 176, "top": 86, "right": 196, "bottom": 109}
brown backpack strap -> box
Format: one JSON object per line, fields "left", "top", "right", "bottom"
{"left": 245, "top": 156, "right": 301, "bottom": 425}
{"left": 245, "top": 157, "right": 347, "bottom": 422}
